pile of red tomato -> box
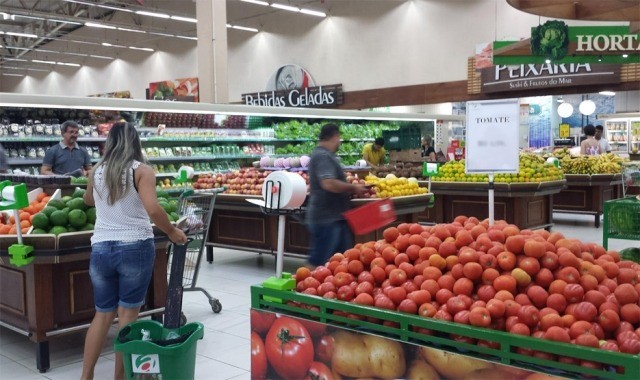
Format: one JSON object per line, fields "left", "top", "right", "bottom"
{"left": 294, "top": 216, "right": 640, "bottom": 367}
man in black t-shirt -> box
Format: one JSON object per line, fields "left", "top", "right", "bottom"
{"left": 422, "top": 136, "right": 436, "bottom": 161}
{"left": 306, "top": 123, "right": 369, "bottom": 267}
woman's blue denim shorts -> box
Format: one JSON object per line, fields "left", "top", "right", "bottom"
{"left": 89, "top": 238, "right": 155, "bottom": 312}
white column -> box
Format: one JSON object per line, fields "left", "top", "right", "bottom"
{"left": 196, "top": 0, "right": 229, "bottom": 104}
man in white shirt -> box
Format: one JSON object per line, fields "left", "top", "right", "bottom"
{"left": 595, "top": 125, "right": 612, "bottom": 154}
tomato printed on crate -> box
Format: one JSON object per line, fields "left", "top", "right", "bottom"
{"left": 265, "top": 317, "right": 314, "bottom": 379}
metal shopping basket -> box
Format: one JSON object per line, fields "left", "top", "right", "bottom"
{"left": 167, "top": 188, "right": 225, "bottom": 317}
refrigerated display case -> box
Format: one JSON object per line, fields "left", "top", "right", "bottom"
{"left": 601, "top": 113, "right": 640, "bottom": 156}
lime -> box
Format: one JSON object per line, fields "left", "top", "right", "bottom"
{"left": 47, "top": 199, "right": 65, "bottom": 210}
{"left": 68, "top": 209, "right": 88, "bottom": 228}
{"left": 31, "top": 228, "right": 47, "bottom": 234}
{"left": 49, "top": 210, "right": 69, "bottom": 227}
{"left": 80, "top": 223, "right": 94, "bottom": 231}
{"left": 86, "top": 207, "right": 97, "bottom": 224}
{"left": 61, "top": 196, "right": 73, "bottom": 204}
{"left": 49, "top": 226, "right": 68, "bottom": 235}
{"left": 31, "top": 213, "right": 50, "bottom": 230}
{"left": 72, "top": 188, "right": 86, "bottom": 199}
{"left": 67, "top": 226, "right": 77, "bottom": 232}
{"left": 42, "top": 206, "right": 58, "bottom": 218}
{"left": 67, "top": 198, "right": 88, "bottom": 211}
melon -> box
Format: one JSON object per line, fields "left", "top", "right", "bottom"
{"left": 259, "top": 156, "right": 273, "bottom": 168}
{"left": 300, "top": 155, "right": 311, "bottom": 168}
{"left": 283, "top": 157, "right": 292, "bottom": 168}
{"left": 274, "top": 158, "right": 285, "bottom": 168}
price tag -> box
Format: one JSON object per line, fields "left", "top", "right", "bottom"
{"left": 423, "top": 162, "right": 439, "bottom": 176}
{"left": 559, "top": 123, "right": 570, "bottom": 138}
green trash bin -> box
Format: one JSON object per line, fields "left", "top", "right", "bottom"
{"left": 114, "top": 319, "right": 204, "bottom": 380}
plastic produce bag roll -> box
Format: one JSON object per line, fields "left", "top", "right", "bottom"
{"left": 262, "top": 171, "right": 306, "bottom": 209}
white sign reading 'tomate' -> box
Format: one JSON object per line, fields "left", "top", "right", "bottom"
{"left": 466, "top": 99, "right": 520, "bottom": 174}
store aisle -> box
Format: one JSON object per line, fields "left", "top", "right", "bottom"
{"left": 0, "top": 214, "right": 637, "bottom": 380}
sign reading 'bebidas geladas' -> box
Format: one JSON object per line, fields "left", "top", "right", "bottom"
{"left": 242, "top": 84, "right": 343, "bottom": 108}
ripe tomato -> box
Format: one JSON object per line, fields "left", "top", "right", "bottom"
{"left": 251, "top": 310, "right": 277, "bottom": 335}
{"left": 305, "top": 361, "right": 333, "bottom": 380}
{"left": 314, "top": 334, "right": 334, "bottom": 363}
{"left": 573, "top": 301, "right": 597, "bottom": 322}
{"left": 469, "top": 307, "right": 492, "bottom": 327}
{"left": 598, "top": 309, "right": 621, "bottom": 332}
{"left": 265, "top": 317, "right": 314, "bottom": 379}
{"left": 251, "top": 332, "right": 267, "bottom": 380}
{"left": 517, "top": 305, "right": 540, "bottom": 328}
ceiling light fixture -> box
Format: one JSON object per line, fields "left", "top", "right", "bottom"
{"left": 599, "top": 91, "right": 616, "bottom": 96}
{"left": 0, "top": 12, "right": 9, "bottom": 20}
{"left": 2, "top": 58, "right": 28, "bottom": 62}
{"left": 271, "top": 3, "right": 300, "bottom": 12}
{"left": 89, "top": 54, "right": 114, "bottom": 60}
{"left": 6, "top": 32, "right": 38, "bottom": 38}
{"left": 117, "top": 27, "right": 146, "bottom": 34}
{"left": 175, "top": 35, "right": 198, "bottom": 40}
{"left": 32, "top": 59, "right": 56, "bottom": 64}
{"left": 545, "top": 58, "right": 551, "bottom": 64}
{"left": 49, "top": 19, "right": 82, "bottom": 25}
{"left": 63, "top": 0, "right": 134, "bottom": 13}
{"left": 1, "top": 73, "right": 24, "bottom": 77}
{"left": 129, "top": 46, "right": 154, "bottom": 52}
{"left": 622, "top": 54, "right": 629, "bottom": 58}
{"left": 136, "top": 10, "right": 170, "bottom": 19}
{"left": 12, "top": 15, "right": 45, "bottom": 21}
{"left": 299, "top": 8, "right": 326, "bottom": 17}
{"left": 557, "top": 102, "right": 574, "bottom": 118}
{"left": 241, "top": 0, "right": 269, "bottom": 5}
{"left": 85, "top": 22, "right": 117, "bottom": 30}
{"left": 62, "top": 62, "right": 81, "bottom": 67}
{"left": 2, "top": 66, "right": 50, "bottom": 72}
{"left": 579, "top": 99, "right": 596, "bottom": 116}
{"left": 148, "top": 32, "right": 175, "bottom": 37}
{"left": 102, "top": 42, "right": 126, "bottom": 48}
{"left": 170, "top": 15, "right": 197, "bottom": 23}
{"left": 227, "top": 24, "right": 259, "bottom": 33}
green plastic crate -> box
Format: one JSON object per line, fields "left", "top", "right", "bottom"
{"left": 383, "top": 127, "right": 422, "bottom": 150}
{"left": 603, "top": 196, "right": 640, "bottom": 249}
{"left": 251, "top": 285, "right": 640, "bottom": 380}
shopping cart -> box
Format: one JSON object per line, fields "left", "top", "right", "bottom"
{"left": 167, "top": 188, "right": 225, "bottom": 318}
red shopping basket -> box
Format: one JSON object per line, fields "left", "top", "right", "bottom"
{"left": 343, "top": 198, "right": 397, "bottom": 235}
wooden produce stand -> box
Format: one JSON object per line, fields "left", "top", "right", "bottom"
{"left": 417, "top": 180, "right": 566, "bottom": 230}
{"left": 206, "top": 193, "right": 432, "bottom": 259}
{"left": 0, "top": 230, "right": 169, "bottom": 373}
{"left": 552, "top": 174, "right": 623, "bottom": 228}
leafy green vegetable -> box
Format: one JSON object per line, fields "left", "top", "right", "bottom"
{"left": 531, "top": 20, "right": 569, "bottom": 61}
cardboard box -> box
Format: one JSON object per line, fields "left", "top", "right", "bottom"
{"left": 390, "top": 149, "right": 424, "bottom": 162}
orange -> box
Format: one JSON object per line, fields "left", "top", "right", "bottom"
{"left": 35, "top": 202, "right": 46, "bottom": 211}
{"left": 19, "top": 212, "right": 31, "bottom": 221}
{"left": 20, "top": 220, "right": 30, "bottom": 229}
{"left": 0, "top": 225, "right": 10, "bottom": 234}
{"left": 37, "top": 192, "right": 47, "bottom": 202}
{"left": 42, "top": 196, "right": 51, "bottom": 203}
{"left": 21, "top": 227, "right": 28, "bottom": 234}
{"left": 9, "top": 215, "right": 15, "bottom": 224}
{"left": 8, "top": 226, "right": 16, "bottom": 234}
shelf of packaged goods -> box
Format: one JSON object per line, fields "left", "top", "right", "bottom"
{"left": 141, "top": 137, "right": 274, "bottom": 143}
{"left": 146, "top": 154, "right": 260, "bottom": 162}
{"left": 0, "top": 137, "right": 106, "bottom": 142}
{"left": 250, "top": 285, "right": 640, "bottom": 380}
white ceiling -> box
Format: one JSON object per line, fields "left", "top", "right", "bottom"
{"left": 0, "top": 0, "right": 331, "bottom": 72}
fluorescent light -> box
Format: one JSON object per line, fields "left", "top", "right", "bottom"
{"left": 170, "top": 15, "right": 197, "bottom": 23}
{"left": 89, "top": 54, "right": 113, "bottom": 60}
{"left": 226, "top": 24, "right": 232, "bottom": 27}
{"left": 148, "top": 32, "right": 175, "bottom": 37}
{"left": 241, "top": 0, "right": 269, "bottom": 5}
{"left": 85, "top": 22, "right": 116, "bottom": 30}
{"left": 63, "top": 0, "right": 134, "bottom": 13}
{"left": 102, "top": 42, "right": 126, "bottom": 48}
{"left": 545, "top": 58, "right": 551, "bottom": 64}
{"left": 136, "top": 10, "right": 170, "bottom": 19}
{"left": 3, "top": 58, "right": 28, "bottom": 62}
{"left": 299, "top": 8, "right": 326, "bottom": 17}
{"left": 6, "top": 32, "right": 38, "bottom": 38}
{"left": 271, "top": 3, "right": 300, "bottom": 12}
{"left": 232, "top": 25, "right": 259, "bottom": 32}
{"left": 5, "top": 46, "right": 32, "bottom": 51}
{"left": 32, "top": 59, "right": 56, "bottom": 64}
{"left": 129, "top": 46, "right": 154, "bottom": 52}
{"left": 175, "top": 35, "right": 198, "bottom": 40}
{"left": 3, "top": 66, "right": 49, "bottom": 72}
{"left": 12, "top": 15, "right": 45, "bottom": 21}
{"left": 62, "top": 62, "right": 81, "bottom": 67}
{"left": 622, "top": 54, "right": 629, "bottom": 58}
{"left": 0, "top": 12, "right": 9, "bottom": 20}
{"left": 117, "top": 27, "right": 146, "bottom": 34}
{"left": 2, "top": 73, "right": 24, "bottom": 77}
{"left": 599, "top": 91, "right": 616, "bottom": 96}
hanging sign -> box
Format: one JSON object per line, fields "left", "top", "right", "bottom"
{"left": 493, "top": 23, "right": 640, "bottom": 65}
{"left": 466, "top": 99, "right": 520, "bottom": 174}
{"left": 559, "top": 123, "right": 570, "bottom": 138}
{"left": 242, "top": 84, "right": 344, "bottom": 108}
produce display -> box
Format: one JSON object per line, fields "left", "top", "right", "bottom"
{"left": 192, "top": 168, "right": 309, "bottom": 196}
{"left": 433, "top": 153, "right": 564, "bottom": 182}
{"left": 364, "top": 174, "right": 428, "bottom": 198}
{"left": 291, "top": 216, "right": 640, "bottom": 368}
{"left": 550, "top": 149, "right": 624, "bottom": 175}
{"left": 0, "top": 191, "right": 51, "bottom": 235}
{"left": 370, "top": 162, "right": 424, "bottom": 179}
{"left": 273, "top": 121, "right": 396, "bottom": 140}
{"left": 30, "top": 188, "right": 95, "bottom": 235}
{"left": 257, "top": 155, "right": 310, "bottom": 169}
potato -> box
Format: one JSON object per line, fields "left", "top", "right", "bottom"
{"left": 419, "top": 346, "right": 492, "bottom": 379}
{"left": 331, "top": 331, "right": 405, "bottom": 379}
{"left": 405, "top": 358, "right": 440, "bottom": 380}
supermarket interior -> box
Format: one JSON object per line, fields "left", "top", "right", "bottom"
{"left": 1, "top": 0, "right": 640, "bottom": 379}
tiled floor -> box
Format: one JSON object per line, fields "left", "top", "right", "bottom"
{"left": 0, "top": 213, "right": 637, "bottom": 379}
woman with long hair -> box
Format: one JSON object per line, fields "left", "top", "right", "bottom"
{"left": 81, "top": 122, "right": 187, "bottom": 380}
